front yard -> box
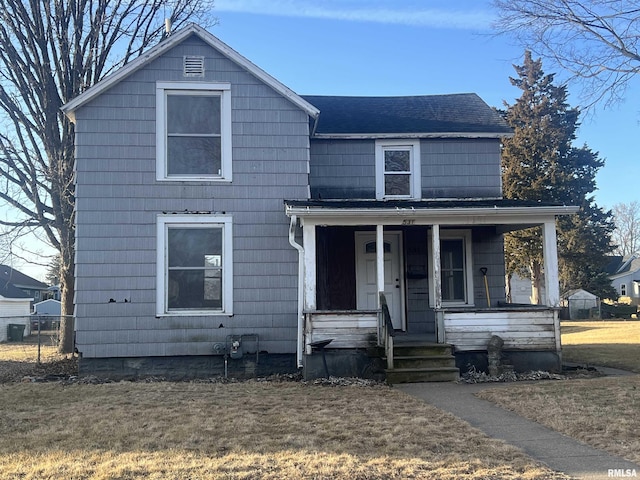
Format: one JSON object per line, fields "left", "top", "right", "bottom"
{"left": 561, "top": 320, "right": 640, "bottom": 372}
{"left": 477, "top": 320, "right": 640, "bottom": 465}
{"left": 0, "top": 380, "right": 563, "bottom": 480}
{"left": 1, "top": 320, "right": 638, "bottom": 478}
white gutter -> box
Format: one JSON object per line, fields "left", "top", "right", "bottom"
{"left": 287, "top": 204, "right": 577, "bottom": 216}
{"left": 288, "top": 215, "right": 305, "bottom": 369}
{"left": 284, "top": 204, "right": 580, "bottom": 231}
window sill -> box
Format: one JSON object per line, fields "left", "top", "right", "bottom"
{"left": 156, "top": 311, "right": 233, "bottom": 317}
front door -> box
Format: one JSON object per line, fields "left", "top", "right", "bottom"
{"left": 355, "top": 232, "right": 405, "bottom": 330}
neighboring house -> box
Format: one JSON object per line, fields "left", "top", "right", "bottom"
{"left": 47, "top": 285, "right": 61, "bottom": 301}
{"left": 560, "top": 289, "right": 600, "bottom": 319}
{"left": 607, "top": 254, "right": 640, "bottom": 305}
{"left": 62, "top": 24, "right": 577, "bottom": 381}
{"left": 0, "top": 280, "right": 32, "bottom": 342}
{"left": 0, "top": 265, "right": 48, "bottom": 306}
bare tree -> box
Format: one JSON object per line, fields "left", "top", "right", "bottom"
{"left": 612, "top": 200, "right": 640, "bottom": 257}
{"left": 492, "top": 0, "right": 640, "bottom": 107}
{"left": 0, "top": 0, "right": 216, "bottom": 353}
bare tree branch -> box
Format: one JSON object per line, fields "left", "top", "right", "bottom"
{"left": 612, "top": 201, "right": 640, "bottom": 257}
{"left": 492, "top": 0, "right": 640, "bottom": 108}
{"left": 0, "top": 0, "right": 217, "bottom": 352}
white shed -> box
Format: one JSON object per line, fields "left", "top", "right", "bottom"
{"left": 561, "top": 289, "right": 600, "bottom": 319}
{"left": 0, "top": 283, "right": 33, "bottom": 342}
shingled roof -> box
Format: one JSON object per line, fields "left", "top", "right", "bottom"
{"left": 0, "top": 264, "right": 47, "bottom": 295}
{"left": 302, "top": 94, "right": 512, "bottom": 137}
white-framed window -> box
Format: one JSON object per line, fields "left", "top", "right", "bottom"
{"left": 621, "top": 283, "right": 627, "bottom": 296}
{"left": 428, "top": 229, "right": 474, "bottom": 307}
{"left": 156, "top": 82, "right": 232, "bottom": 181}
{"left": 156, "top": 214, "right": 233, "bottom": 316}
{"left": 375, "top": 140, "right": 421, "bottom": 199}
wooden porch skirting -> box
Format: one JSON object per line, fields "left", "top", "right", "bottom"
{"left": 304, "top": 310, "right": 378, "bottom": 353}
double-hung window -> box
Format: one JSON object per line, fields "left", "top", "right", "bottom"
{"left": 156, "top": 82, "right": 232, "bottom": 181}
{"left": 156, "top": 215, "right": 233, "bottom": 316}
{"left": 428, "top": 230, "right": 474, "bottom": 307}
{"left": 375, "top": 140, "right": 421, "bottom": 199}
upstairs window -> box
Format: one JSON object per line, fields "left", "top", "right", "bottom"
{"left": 375, "top": 140, "right": 421, "bottom": 199}
{"left": 156, "top": 82, "right": 232, "bottom": 181}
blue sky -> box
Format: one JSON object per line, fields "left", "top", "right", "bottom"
{"left": 212, "top": 0, "right": 639, "bottom": 210}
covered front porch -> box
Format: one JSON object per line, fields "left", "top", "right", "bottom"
{"left": 286, "top": 199, "right": 577, "bottom": 381}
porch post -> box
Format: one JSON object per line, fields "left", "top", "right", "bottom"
{"left": 542, "top": 220, "right": 560, "bottom": 307}
{"left": 303, "top": 221, "right": 317, "bottom": 311}
{"left": 376, "top": 224, "right": 384, "bottom": 306}
{"left": 432, "top": 224, "right": 442, "bottom": 309}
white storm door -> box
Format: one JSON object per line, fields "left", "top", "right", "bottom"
{"left": 355, "top": 232, "right": 405, "bottom": 330}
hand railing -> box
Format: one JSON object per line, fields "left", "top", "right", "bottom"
{"left": 378, "top": 292, "right": 395, "bottom": 370}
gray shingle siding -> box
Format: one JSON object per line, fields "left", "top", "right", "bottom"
{"left": 309, "top": 138, "right": 502, "bottom": 199}
{"left": 74, "top": 37, "right": 309, "bottom": 358}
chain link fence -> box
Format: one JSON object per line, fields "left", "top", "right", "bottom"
{"left": 1, "top": 315, "right": 74, "bottom": 364}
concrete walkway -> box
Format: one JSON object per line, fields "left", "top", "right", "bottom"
{"left": 397, "top": 374, "right": 640, "bottom": 480}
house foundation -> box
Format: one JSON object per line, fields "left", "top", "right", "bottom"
{"left": 79, "top": 354, "right": 298, "bottom": 381}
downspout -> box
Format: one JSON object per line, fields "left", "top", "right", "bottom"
{"left": 288, "top": 214, "right": 305, "bottom": 368}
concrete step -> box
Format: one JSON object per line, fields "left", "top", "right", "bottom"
{"left": 385, "top": 367, "right": 460, "bottom": 384}
{"left": 392, "top": 355, "right": 457, "bottom": 370}
{"left": 393, "top": 344, "right": 453, "bottom": 357}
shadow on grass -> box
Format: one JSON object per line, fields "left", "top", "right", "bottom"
{"left": 562, "top": 344, "right": 640, "bottom": 373}
{"left": 560, "top": 325, "right": 600, "bottom": 334}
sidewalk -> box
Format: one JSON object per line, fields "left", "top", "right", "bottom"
{"left": 397, "top": 379, "right": 640, "bottom": 480}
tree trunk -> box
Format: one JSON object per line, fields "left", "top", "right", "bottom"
{"left": 530, "top": 261, "right": 542, "bottom": 305}
{"left": 58, "top": 246, "right": 75, "bottom": 354}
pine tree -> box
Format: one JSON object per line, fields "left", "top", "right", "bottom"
{"left": 502, "top": 51, "right": 616, "bottom": 302}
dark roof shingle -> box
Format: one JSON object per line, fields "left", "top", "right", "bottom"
{"left": 302, "top": 94, "right": 512, "bottom": 136}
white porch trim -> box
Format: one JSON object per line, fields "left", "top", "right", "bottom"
{"left": 542, "top": 220, "right": 561, "bottom": 308}
{"left": 376, "top": 225, "right": 384, "bottom": 308}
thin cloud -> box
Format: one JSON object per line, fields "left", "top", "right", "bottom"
{"left": 214, "top": 0, "right": 494, "bottom": 30}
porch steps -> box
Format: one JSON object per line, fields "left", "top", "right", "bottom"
{"left": 384, "top": 342, "right": 459, "bottom": 384}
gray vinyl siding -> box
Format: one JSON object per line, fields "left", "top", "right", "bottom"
{"left": 309, "top": 140, "right": 375, "bottom": 199}
{"left": 73, "top": 36, "right": 309, "bottom": 358}
{"left": 471, "top": 227, "right": 506, "bottom": 307}
{"left": 309, "top": 138, "right": 502, "bottom": 199}
{"left": 422, "top": 139, "right": 501, "bottom": 198}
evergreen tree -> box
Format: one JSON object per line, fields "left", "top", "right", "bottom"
{"left": 502, "top": 51, "right": 616, "bottom": 302}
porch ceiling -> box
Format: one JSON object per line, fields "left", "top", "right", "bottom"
{"left": 285, "top": 199, "right": 578, "bottom": 226}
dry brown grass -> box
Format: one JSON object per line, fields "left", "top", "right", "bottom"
{"left": 477, "top": 375, "right": 640, "bottom": 465}
{"left": 0, "top": 381, "right": 566, "bottom": 479}
{"left": 477, "top": 321, "right": 640, "bottom": 465}
{"left": 561, "top": 320, "right": 640, "bottom": 372}
{"left": 0, "top": 335, "right": 74, "bottom": 383}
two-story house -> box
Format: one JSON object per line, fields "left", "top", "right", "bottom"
{"left": 62, "top": 24, "right": 577, "bottom": 381}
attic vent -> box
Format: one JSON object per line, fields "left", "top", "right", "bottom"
{"left": 183, "top": 56, "right": 205, "bottom": 77}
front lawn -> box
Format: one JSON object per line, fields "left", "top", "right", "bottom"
{"left": 0, "top": 381, "right": 565, "bottom": 479}
{"left": 477, "top": 320, "right": 640, "bottom": 465}
{"left": 561, "top": 320, "right": 640, "bottom": 372}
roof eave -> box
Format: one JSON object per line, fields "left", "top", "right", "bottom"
{"left": 311, "top": 132, "right": 514, "bottom": 140}
{"left": 286, "top": 204, "right": 579, "bottom": 224}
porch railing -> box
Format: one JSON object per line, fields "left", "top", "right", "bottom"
{"left": 378, "top": 293, "right": 395, "bottom": 369}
